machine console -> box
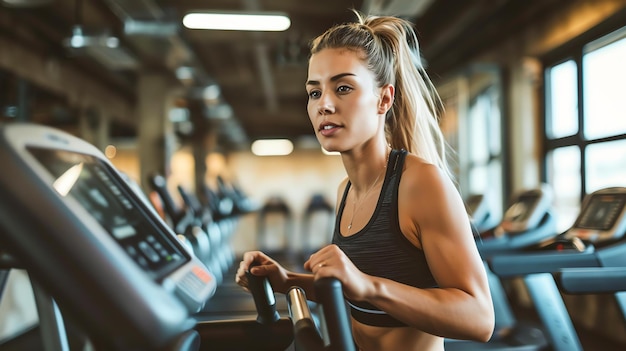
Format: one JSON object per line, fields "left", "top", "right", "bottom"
{"left": 539, "top": 187, "right": 626, "bottom": 252}
{"left": 25, "top": 146, "right": 216, "bottom": 312}
{"left": 498, "top": 185, "right": 552, "bottom": 235}
{"left": 566, "top": 187, "right": 626, "bottom": 243}
{"left": 0, "top": 123, "right": 216, "bottom": 348}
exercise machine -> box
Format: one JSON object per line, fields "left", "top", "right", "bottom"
{"left": 488, "top": 187, "right": 626, "bottom": 351}
{"left": 0, "top": 123, "right": 217, "bottom": 350}
{"left": 476, "top": 185, "right": 556, "bottom": 257}
{"left": 193, "top": 269, "right": 356, "bottom": 351}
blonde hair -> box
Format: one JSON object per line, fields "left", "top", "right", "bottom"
{"left": 310, "top": 12, "right": 450, "bottom": 177}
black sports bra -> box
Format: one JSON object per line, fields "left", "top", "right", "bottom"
{"left": 332, "top": 149, "right": 437, "bottom": 327}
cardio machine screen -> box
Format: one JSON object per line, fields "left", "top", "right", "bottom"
{"left": 575, "top": 193, "right": 626, "bottom": 231}
{"left": 503, "top": 193, "right": 539, "bottom": 223}
{"left": 27, "top": 147, "right": 189, "bottom": 279}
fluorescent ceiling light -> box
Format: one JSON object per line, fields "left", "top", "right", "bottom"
{"left": 251, "top": 139, "right": 293, "bottom": 156}
{"left": 183, "top": 12, "right": 291, "bottom": 31}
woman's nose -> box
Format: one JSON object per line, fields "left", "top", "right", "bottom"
{"left": 317, "top": 94, "right": 335, "bottom": 115}
{"left": 318, "top": 105, "right": 333, "bottom": 115}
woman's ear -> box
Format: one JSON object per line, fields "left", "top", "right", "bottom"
{"left": 378, "top": 84, "right": 395, "bottom": 114}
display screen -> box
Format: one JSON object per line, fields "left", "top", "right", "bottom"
{"left": 503, "top": 193, "right": 539, "bottom": 223}
{"left": 28, "top": 147, "right": 188, "bottom": 278}
{"left": 576, "top": 194, "right": 626, "bottom": 231}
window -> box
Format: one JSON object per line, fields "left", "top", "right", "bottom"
{"left": 439, "top": 68, "right": 505, "bottom": 222}
{"left": 547, "top": 60, "right": 578, "bottom": 139}
{"left": 582, "top": 33, "right": 626, "bottom": 139}
{"left": 467, "top": 87, "right": 504, "bottom": 218}
{"left": 546, "top": 146, "right": 581, "bottom": 231}
{"left": 544, "top": 26, "right": 626, "bottom": 232}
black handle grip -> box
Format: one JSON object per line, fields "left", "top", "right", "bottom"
{"left": 246, "top": 264, "right": 280, "bottom": 325}
{"left": 314, "top": 278, "right": 355, "bottom": 351}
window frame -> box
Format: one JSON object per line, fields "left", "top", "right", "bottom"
{"left": 541, "top": 11, "right": 626, "bottom": 212}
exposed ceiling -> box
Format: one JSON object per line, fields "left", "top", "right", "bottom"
{"left": 0, "top": 0, "right": 569, "bottom": 150}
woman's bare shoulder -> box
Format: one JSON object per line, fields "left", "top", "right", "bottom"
{"left": 401, "top": 153, "right": 449, "bottom": 192}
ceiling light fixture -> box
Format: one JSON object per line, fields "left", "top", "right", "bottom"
{"left": 182, "top": 12, "right": 291, "bottom": 31}
{"left": 251, "top": 139, "right": 293, "bottom": 156}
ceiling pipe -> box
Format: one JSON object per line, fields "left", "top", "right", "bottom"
{"left": 98, "top": 0, "right": 247, "bottom": 146}
{"left": 99, "top": 0, "right": 210, "bottom": 85}
{"left": 362, "top": 0, "right": 435, "bottom": 17}
{"left": 243, "top": 0, "right": 279, "bottom": 114}
{"left": 101, "top": 0, "right": 165, "bottom": 22}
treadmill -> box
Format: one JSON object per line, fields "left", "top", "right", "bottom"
{"left": 488, "top": 187, "right": 626, "bottom": 351}
{"left": 0, "top": 122, "right": 359, "bottom": 351}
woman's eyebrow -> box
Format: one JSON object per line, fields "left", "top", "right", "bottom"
{"left": 306, "top": 73, "right": 356, "bottom": 87}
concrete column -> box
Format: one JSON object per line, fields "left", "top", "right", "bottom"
{"left": 137, "top": 73, "right": 176, "bottom": 193}
{"left": 188, "top": 99, "right": 218, "bottom": 196}
{"left": 507, "top": 58, "right": 542, "bottom": 192}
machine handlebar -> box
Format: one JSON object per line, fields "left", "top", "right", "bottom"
{"left": 286, "top": 277, "right": 355, "bottom": 351}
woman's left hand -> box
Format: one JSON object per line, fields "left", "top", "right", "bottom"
{"left": 304, "top": 244, "right": 374, "bottom": 301}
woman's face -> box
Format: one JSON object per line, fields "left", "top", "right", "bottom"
{"left": 305, "top": 48, "right": 391, "bottom": 153}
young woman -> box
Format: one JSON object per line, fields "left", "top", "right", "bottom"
{"left": 236, "top": 12, "right": 494, "bottom": 351}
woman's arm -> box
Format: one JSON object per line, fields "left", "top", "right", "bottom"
{"left": 380, "top": 158, "right": 494, "bottom": 341}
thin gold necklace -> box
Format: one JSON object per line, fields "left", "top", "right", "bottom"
{"left": 347, "top": 151, "right": 389, "bottom": 231}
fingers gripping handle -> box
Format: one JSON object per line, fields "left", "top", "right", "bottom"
{"left": 246, "top": 264, "right": 280, "bottom": 325}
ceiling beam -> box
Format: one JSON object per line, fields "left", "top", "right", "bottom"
{"left": 0, "top": 35, "right": 133, "bottom": 124}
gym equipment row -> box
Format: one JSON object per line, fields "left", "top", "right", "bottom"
{"left": 0, "top": 123, "right": 359, "bottom": 350}
{"left": 447, "top": 185, "right": 626, "bottom": 351}
{"left": 147, "top": 174, "right": 236, "bottom": 286}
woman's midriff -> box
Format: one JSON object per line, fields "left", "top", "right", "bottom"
{"left": 351, "top": 318, "right": 444, "bottom": 351}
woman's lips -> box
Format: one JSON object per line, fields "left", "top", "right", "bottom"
{"left": 319, "top": 122, "right": 341, "bottom": 136}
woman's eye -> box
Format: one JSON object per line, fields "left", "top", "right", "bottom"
{"left": 308, "top": 90, "right": 321, "bottom": 99}
{"left": 337, "top": 85, "right": 352, "bottom": 93}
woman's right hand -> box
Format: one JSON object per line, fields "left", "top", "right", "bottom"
{"left": 235, "top": 251, "right": 290, "bottom": 294}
